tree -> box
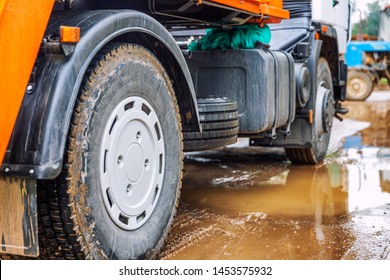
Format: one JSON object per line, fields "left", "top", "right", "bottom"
{"left": 352, "top": 0, "right": 383, "bottom": 38}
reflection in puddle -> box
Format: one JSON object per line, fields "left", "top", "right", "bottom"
{"left": 346, "top": 165, "right": 390, "bottom": 212}
{"left": 182, "top": 159, "right": 390, "bottom": 216}
{"left": 160, "top": 153, "right": 390, "bottom": 260}
{"left": 161, "top": 93, "right": 390, "bottom": 260}
{"left": 381, "top": 170, "right": 390, "bottom": 193}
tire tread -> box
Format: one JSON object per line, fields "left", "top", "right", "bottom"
{"left": 20, "top": 43, "right": 183, "bottom": 260}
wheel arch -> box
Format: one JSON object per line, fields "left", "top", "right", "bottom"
{"left": 317, "top": 27, "right": 347, "bottom": 101}
{"left": 319, "top": 35, "right": 339, "bottom": 89}
{"left": 110, "top": 31, "right": 200, "bottom": 132}
{"left": 1, "top": 10, "right": 200, "bottom": 179}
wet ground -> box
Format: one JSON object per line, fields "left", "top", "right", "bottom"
{"left": 160, "top": 90, "right": 390, "bottom": 260}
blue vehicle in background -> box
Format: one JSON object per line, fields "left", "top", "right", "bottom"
{"left": 345, "top": 6, "right": 390, "bottom": 100}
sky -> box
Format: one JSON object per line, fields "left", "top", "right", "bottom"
{"left": 351, "top": 0, "right": 387, "bottom": 23}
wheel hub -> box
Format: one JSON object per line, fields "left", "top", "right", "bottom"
{"left": 348, "top": 77, "right": 368, "bottom": 98}
{"left": 100, "top": 96, "right": 165, "bottom": 230}
{"left": 125, "top": 143, "right": 144, "bottom": 182}
{"left": 315, "top": 83, "right": 334, "bottom": 140}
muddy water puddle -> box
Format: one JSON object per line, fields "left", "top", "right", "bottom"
{"left": 161, "top": 92, "right": 390, "bottom": 260}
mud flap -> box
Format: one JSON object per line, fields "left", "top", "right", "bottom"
{"left": 0, "top": 177, "right": 38, "bottom": 257}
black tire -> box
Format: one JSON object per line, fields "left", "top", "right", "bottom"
{"left": 183, "top": 97, "right": 239, "bottom": 151}
{"left": 286, "top": 58, "right": 334, "bottom": 164}
{"left": 346, "top": 70, "right": 374, "bottom": 101}
{"left": 37, "top": 43, "right": 183, "bottom": 259}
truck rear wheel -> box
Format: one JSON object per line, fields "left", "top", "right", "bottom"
{"left": 286, "top": 58, "right": 334, "bottom": 164}
{"left": 37, "top": 43, "right": 183, "bottom": 259}
{"left": 346, "top": 70, "right": 374, "bottom": 101}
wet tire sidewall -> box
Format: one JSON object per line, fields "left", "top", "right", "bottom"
{"left": 73, "top": 45, "right": 182, "bottom": 259}
{"left": 312, "top": 58, "right": 334, "bottom": 162}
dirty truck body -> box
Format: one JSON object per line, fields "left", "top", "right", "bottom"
{"left": 0, "top": 0, "right": 349, "bottom": 259}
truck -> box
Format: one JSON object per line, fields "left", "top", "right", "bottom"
{"left": 345, "top": 5, "right": 390, "bottom": 101}
{"left": 0, "top": 0, "right": 349, "bottom": 259}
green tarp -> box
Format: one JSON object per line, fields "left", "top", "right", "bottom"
{"left": 189, "top": 24, "right": 271, "bottom": 51}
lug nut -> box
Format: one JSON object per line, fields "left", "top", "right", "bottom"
{"left": 126, "top": 184, "right": 132, "bottom": 193}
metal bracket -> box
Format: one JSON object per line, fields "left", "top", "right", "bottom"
{"left": 265, "top": 127, "right": 277, "bottom": 140}
{"left": 26, "top": 67, "right": 37, "bottom": 95}
{"left": 41, "top": 33, "right": 77, "bottom": 56}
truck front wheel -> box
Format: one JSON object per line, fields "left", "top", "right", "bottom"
{"left": 286, "top": 58, "right": 334, "bottom": 164}
{"left": 37, "top": 43, "right": 183, "bottom": 259}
